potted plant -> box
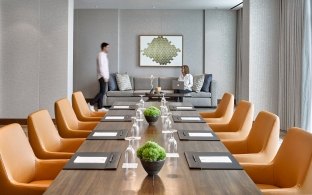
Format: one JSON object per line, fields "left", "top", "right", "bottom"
{"left": 144, "top": 106, "right": 161, "bottom": 125}
{"left": 137, "top": 141, "right": 166, "bottom": 176}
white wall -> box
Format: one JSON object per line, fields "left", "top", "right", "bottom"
{"left": 0, "top": 0, "right": 73, "bottom": 118}
{"left": 74, "top": 9, "right": 237, "bottom": 99}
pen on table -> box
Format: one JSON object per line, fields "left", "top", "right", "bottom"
{"left": 193, "top": 155, "right": 197, "bottom": 162}
{"left": 109, "top": 154, "right": 114, "bottom": 162}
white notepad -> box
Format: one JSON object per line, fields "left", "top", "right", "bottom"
{"left": 122, "top": 163, "right": 138, "bottom": 169}
{"left": 114, "top": 106, "right": 129, "bottom": 109}
{"left": 105, "top": 116, "right": 124, "bottom": 120}
{"left": 199, "top": 156, "right": 232, "bottom": 163}
{"left": 166, "top": 153, "right": 180, "bottom": 158}
{"left": 74, "top": 156, "right": 107, "bottom": 164}
{"left": 176, "top": 106, "right": 193, "bottom": 109}
{"left": 188, "top": 133, "right": 213, "bottom": 137}
{"left": 180, "top": 117, "right": 201, "bottom": 121}
{"left": 93, "top": 132, "right": 117, "bottom": 137}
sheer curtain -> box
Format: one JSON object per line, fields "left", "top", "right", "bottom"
{"left": 301, "top": 0, "right": 312, "bottom": 132}
{"left": 235, "top": 9, "right": 243, "bottom": 103}
{"left": 278, "top": 0, "right": 304, "bottom": 131}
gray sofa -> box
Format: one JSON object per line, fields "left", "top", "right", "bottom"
{"left": 104, "top": 75, "right": 217, "bottom": 107}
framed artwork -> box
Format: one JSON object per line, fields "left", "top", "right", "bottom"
{"left": 139, "top": 35, "right": 183, "bottom": 67}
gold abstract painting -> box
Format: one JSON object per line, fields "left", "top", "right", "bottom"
{"left": 140, "top": 35, "right": 183, "bottom": 66}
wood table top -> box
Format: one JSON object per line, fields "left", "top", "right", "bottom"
{"left": 44, "top": 102, "right": 260, "bottom": 195}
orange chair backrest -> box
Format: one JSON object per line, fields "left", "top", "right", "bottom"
{"left": 28, "top": 110, "right": 62, "bottom": 153}
{"left": 0, "top": 124, "right": 36, "bottom": 184}
{"left": 228, "top": 100, "right": 254, "bottom": 134}
{"left": 55, "top": 98, "right": 79, "bottom": 130}
{"left": 274, "top": 128, "right": 312, "bottom": 188}
{"left": 247, "top": 111, "right": 280, "bottom": 155}
{"left": 214, "top": 92, "right": 234, "bottom": 119}
{"left": 72, "top": 91, "right": 91, "bottom": 119}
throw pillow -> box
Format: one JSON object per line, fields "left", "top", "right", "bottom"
{"left": 201, "top": 74, "right": 212, "bottom": 92}
{"left": 192, "top": 75, "right": 205, "bottom": 93}
{"left": 108, "top": 73, "right": 118, "bottom": 91}
{"left": 116, "top": 73, "right": 132, "bottom": 91}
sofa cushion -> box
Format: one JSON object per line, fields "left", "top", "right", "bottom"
{"left": 159, "top": 77, "right": 178, "bottom": 90}
{"left": 134, "top": 77, "right": 158, "bottom": 90}
{"left": 201, "top": 74, "right": 212, "bottom": 92}
{"left": 106, "top": 90, "right": 134, "bottom": 97}
{"left": 189, "top": 91, "right": 212, "bottom": 98}
{"left": 108, "top": 73, "right": 118, "bottom": 91}
{"left": 192, "top": 75, "right": 205, "bottom": 92}
{"left": 116, "top": 73, "right": 133, "bottom": 91}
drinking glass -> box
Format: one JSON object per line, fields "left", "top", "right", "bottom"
{"left": 139, "top": 95, "right": 145, "bottom": 109}
{"left": 130, "top": 117, "right": 140, "bottom": 138}
{"left": 167, "top": 129, "right": 177, "bottom": 153}
{"left": 161, "top": 93, "right": 166, "bottom": 107}
{"left": 160, "top": 105, "right": 168, "bottom": 118}
{"left": 136, "top": 108, "right": 144, "bottom": 121}
{"left": 124, "top": 137, "right": 137, "bottom": 176}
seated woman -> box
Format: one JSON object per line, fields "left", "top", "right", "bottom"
{"left": 177, "top": 65, "right": 193, "bottom": 93}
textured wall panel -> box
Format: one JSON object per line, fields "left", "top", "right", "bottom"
{"left": 119, "top": 10, "right": 204, "bottom": 77}
{"left": 205, "top": 10, "right": 237, "bottom": 99}
{"left": 249, "top": 0, "right": 279, "bottom": 115}
{"left": 39, "top": 0, "right": 72, "bottom": 117}
{"left": 74, "top": 9, "right": 119, "bottom": 98}
{"left": 0, "top": 0, "right": 40, "bottom": 118}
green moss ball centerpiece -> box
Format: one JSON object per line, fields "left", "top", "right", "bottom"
{"left": 137, "top": 141, "right": 166, "bottom": 175}
{"left": 144, "top": 106, "right": 161, "bottom": 125}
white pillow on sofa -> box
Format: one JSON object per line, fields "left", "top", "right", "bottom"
{"left": 116, "top": 73, "right": 132, "bottom": 91}
{"left": 192, "top": 75, "right": 205, "bottom": 92}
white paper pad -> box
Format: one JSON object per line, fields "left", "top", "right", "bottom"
{"left": 105, "top": 116, "right": 125, "bottom": 120}
{"left": 199, "top": 156, "right": 232, "bottom": 163}
{"left": 176, "top": 106, "right": 193, "bottom": 109}
{"left": 122, "top": 163, "right": 138, "bottom": 169}
{"left": 93, "top": 132, "right": 117, "bottom": 137}
{"left": 166, "top": 153, "right": 180, "bottom": 158}
{"left": 162, "top": 130, "right": 171, "bottom": 134}
{"left": 180, "top": 117, "right": 201, "bottom": 121}
{"left": 188, "top": 133, "right": 213, "bottom": 137}
{"left": 74, "top": 156, "right": 107, "bottom": 164}
{"left": 114, "top": 106, "right": 129, "bottom": 109}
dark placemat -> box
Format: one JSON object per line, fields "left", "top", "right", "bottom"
{"left": 87, "top": 129, "right": 128, "bottom": 140}
{"left": 109, "top": 105, "right": 136, "bottom": 110}
{"left": 178, "top": 130, "right": 219, "bottom": 141}
{"left": 101, "top": 115, "right": 132, "bottom": 122}
{"left": 64, "top": 152, "right": 121, "bottom": 170}
{"left": 184, "top": 152, "right": 242, "bottom": 170}
{"left": 169, "top": 105, "right": 196, "bottom": 111}
{"left": 172, "top": 115, "right": 206, "bottom": 123}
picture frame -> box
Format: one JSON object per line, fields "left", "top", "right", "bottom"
{"left": 139, "top": 35, "right": 183, "bottom": 67}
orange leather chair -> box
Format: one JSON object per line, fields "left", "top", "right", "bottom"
{"left": 209, "top": 100, "right": 254, "bottom": 140}
{"left": 243, "top": 127, "right": 312, "bottom": 194}
{"left": 28, "top": 109, "right": 85, "bottom": 159}
{"left": 72, "top": 91, "right": 106, "bottom": 122}
{"left": 55, "top": 98, "right": 98, "bottom": 138}
{"left": 200, "top": 92, "right": 234, "bottom": 124}
{"left": 222, "top": 111, "right": 280, "bottom": 164}
{"left": 0, "top": 123, "right": 67, "bottom": 195}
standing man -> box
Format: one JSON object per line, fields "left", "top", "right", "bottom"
{"left": 88, "top": 42, "right": 110, "bottom": 112}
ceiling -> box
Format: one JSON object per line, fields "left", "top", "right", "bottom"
{"left": 74, "top": 0, "right": 243, "bottom": 10}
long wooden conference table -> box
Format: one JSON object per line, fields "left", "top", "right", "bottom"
{"left": 44, "top": 102, "right": 260, "bottom": 194}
